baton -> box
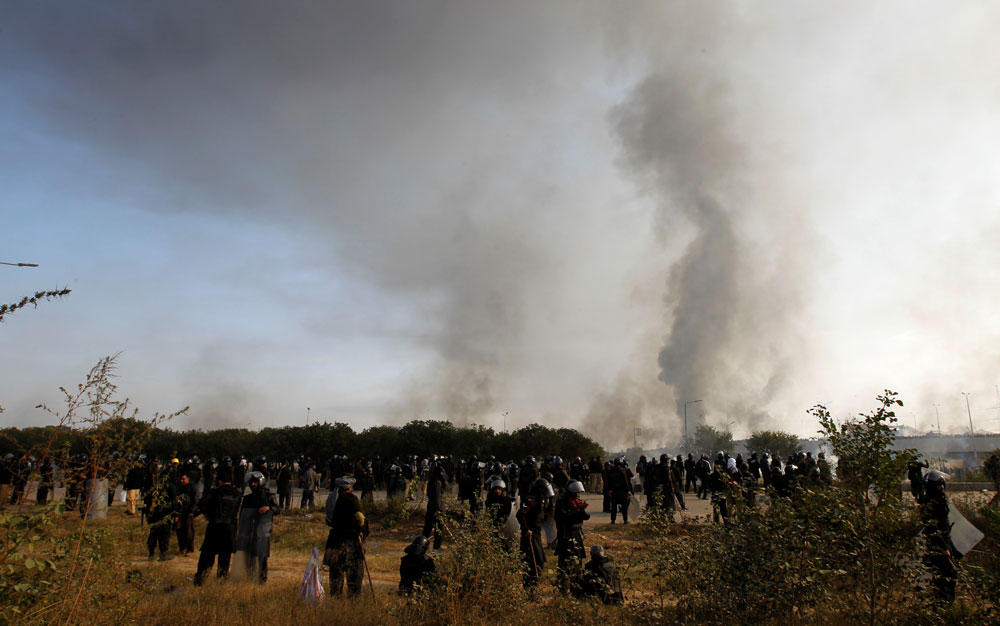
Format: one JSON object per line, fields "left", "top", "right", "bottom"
{"left": 526, "top": 530, "right": 540, "bottom": 580}
{"left": 357, "top": 534, "right": 376, "bottom": 600}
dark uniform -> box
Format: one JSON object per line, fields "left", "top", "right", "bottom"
{"left": 325, "top": 481, "right": 370, "bottom": 596}
{"left": 919, "top": 471, "right": 957, "bottom": 603}
{"left": 485, "top": 482, "right": 515, "bottom": 531}
{"left": 145, "top": 471, "right": 178, "bottom": 560}
{"left": 554, "top": 486, "right": 590, "bottom": 593}
{"left": 517, "top": 482, "right": 550, "bottom": 588}
{"left": 399, "top": 536, "right": 436, "bottom": 595}
{"left": 423, "top": 468, "right": 445, "bottom": 550}
{"left": 276, "top": 463, "right": 293, "bottom": 510}
{"left": 174, "top": 476, "right": 198, "bottom": 555}
{"left": 581, "top": 546, "right": 623, "bottom": 605}
{"left": 194, "top": 472, "right": 242, "bottom": 585}
{"left": 236, "top": 475, "right": 279, "bottom": 583}
{"left": 606, "top": 462, "right": 633, "bottom": 523}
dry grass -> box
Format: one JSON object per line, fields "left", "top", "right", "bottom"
{"left": 14, "top": 489, "right": 998, "bottom": 626}
{"left": 34, "top": 497, "right": 642, "bottom": 626}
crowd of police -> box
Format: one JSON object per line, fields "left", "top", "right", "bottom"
{"left": 0, "top": 447, "right": 968, "bottom": 605}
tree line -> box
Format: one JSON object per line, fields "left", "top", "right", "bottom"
{"left": 1, "top": 418, "right": 605, "bottom": 464}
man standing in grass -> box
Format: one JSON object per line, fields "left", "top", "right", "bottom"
{"left": 919, "top": 470, "right": 958, "bottom": 604}
{"left": 325, "top": 476, "right": 370, "bottom": 596}
{"left": 300, "top": 461, "right": 318, "bottom": 509}
{"left": 235, "top": 471, "right": 279, "bottom": 583}
{"left": 194, "top": 465, "right": 242, "bottom": 585}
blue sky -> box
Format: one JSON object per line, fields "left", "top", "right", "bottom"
{"left": 3, "top": 2, "right": 1000, "bottom": 448}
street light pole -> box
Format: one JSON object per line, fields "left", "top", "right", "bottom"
{"left": 683, "top": 400, "right": 702, "bottom": 449}
{"left": 961, "top": 392, "right": 975, "bottom": 435}
{"left": 306, "top": 407, "right": 310, "bottom": 426}
{"left": 0, "top": 261, "right": 39, "bottom": 267}
{"left": 932, "top": 404, "right": 941, "bottom": 434}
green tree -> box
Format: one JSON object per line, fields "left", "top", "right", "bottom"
{"left": 692, "top": 424, "right": 733, "bottom": 454}
{"left": 747, "top": 429, "right": 802, "bottom": 460}
{"left": 810, "top": 391, "right": 922, "bottom": 626}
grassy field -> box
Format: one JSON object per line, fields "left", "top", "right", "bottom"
{"left": 23, "top": 492, "right": 637, "bottom": 626}
{"left": 5, "top": 487, "right": 997, "bottom": 626}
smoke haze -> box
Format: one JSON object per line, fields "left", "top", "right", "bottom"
{"left": 3, "top": 2, "right": 1000, "bottom": 448}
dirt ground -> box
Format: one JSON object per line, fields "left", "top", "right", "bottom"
{"left": 123, "top": 484, "right": 994, "bottom": 593}
{"left": 122, "top": 487, "right": 716, "bottom": 591}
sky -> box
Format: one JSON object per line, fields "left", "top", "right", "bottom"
{"left": 2, "top": 1, "right": 1000, "bottom": 449}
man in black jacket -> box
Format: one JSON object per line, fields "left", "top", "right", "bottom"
{"left": 919, "top": 470, "right": 958, "bottom": 604}
{"left": 684, "top": 454, "right": 697, "bottom": 493}
{"left": 607, "top": 459, "right": 633, "bottom": 524}
{"left": 423, "top": 465, "right": 446, "bottom": 550}
{"left": 194, "top": 466, "right": 242, "bottom": 585}
{"left": 145, "top": 467, "right": 178, "bottom": 561}
{"left": 517, "top": 478, "right": 551, "bottom": 589}
{"left": 325, "top": 476, "right": 370, "bottom": 596}
{"left": 174, "top": 473, "right": 198, "bottom": 556}
{"left": 124, "top": 457, "right": 145, "bottom": 516}
{"left": 517, "top": 456, "right": 538, "bottom": 503}
{"left": 554, "top": 480, "right": 590, "bottom": 594}
{"left": 276, "top": 461, "right": 293, "bottom": 511}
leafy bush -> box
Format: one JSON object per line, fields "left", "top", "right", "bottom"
{"left": 628, "top": 391, "right": 958, "bottom": 626}
{"left": 393, "top": 511, "right": 529, "bottom": 625}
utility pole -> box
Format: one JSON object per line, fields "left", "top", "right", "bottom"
{"left": 502, "top": 411, "right": 509, "bottom": 433}
{"left": 932, "top": 403, "right": 941, "bottom": 434}
{"left": 683, "top": 400, "right": 702, "bottom": 450}
{"left": 306, "top": 407, "right": 310, "bottom": 426}
{"left": 962, "top": 392, "right": 978, "bottom": 465}
{"left": 962, "top": 392, "right": 975, "bottom": 435}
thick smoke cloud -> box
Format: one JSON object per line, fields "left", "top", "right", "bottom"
{"left": 0, "top": 1, "right": 627, "bottom": 427}
{"left": 611, "top": 68, "right": 801, "bottom": 438}
{"left": 5, "top": 2, "right": 1000, "bottom": 445}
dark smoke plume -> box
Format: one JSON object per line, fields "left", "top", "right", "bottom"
{"left": 613, "top": 71, "right": 798, "bottom": 434}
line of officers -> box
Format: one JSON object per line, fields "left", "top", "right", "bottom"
{"left": 135, "top": 456, "right": 280, "bottom": 585}
{"left": 413, "top": 457, "right": 624, "bottom": 604}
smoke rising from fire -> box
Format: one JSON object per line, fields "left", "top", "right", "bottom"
{"left": 610, "top": 70, "right": 797, "bottom": 439}
{"left": 4, "top": 3, "right": 1000, "bottom": 447}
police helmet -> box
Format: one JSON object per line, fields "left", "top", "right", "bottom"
{"left": 404, "top": 535, "right": 430, "bottom": 557}
{"left": 531, "top": 478, "right": 555, "bottom": 499}
{"left": 488, "top": 477, "right": 507, "bottom": 491}
{"left": 567, "top": 480, "right": 585, "bottom": 494}
{"left": 247, "top": 471, "right": 265, "bottom": 485}
{"left": 924, "top": 470, "right": 947, "bottom": 487}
